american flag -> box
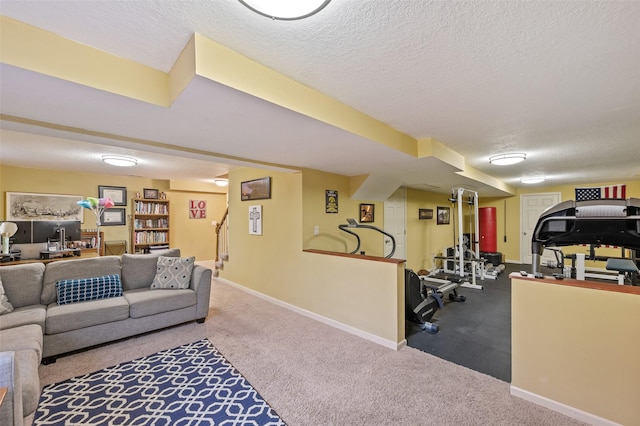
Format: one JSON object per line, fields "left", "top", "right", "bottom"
{"left": 575, "top": 184, "right": 626, "bottom": 201}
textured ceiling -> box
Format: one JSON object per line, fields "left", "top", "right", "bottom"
{"left": 1, "top": 0, "right": 639, "bottom": 196}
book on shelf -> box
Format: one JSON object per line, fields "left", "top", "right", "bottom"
{"left": 134, "top": 202, "right": 168, "bottom": 215}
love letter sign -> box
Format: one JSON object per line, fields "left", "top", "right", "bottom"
{"left": 189, "top": 200, "right": 207, "bottom": 219}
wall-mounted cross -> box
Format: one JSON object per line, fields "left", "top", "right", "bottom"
{"left": 249, "top": 206, "right": 261, "bottom": 233}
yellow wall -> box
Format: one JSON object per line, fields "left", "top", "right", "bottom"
{"left": 220, "top": 167, "right": 405, "bottom": 346}
{"left": 512, "top": 277, "right": 640, "bottom": 425}
{"left": 405, "top": 188, "right": 456, "bottom": 272}
{"left": 302, "top": 169, "right": 384, "bottom": 257}
{"left": 0, "top": 165, "right": 226, "bottom": 260}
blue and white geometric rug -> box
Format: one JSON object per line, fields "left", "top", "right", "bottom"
{"left": 34, "top": 339, "right": 286, "bottom": 425}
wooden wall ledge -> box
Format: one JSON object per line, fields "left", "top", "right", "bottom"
{"left": 510, "top": 272, "right": 640, "bottom": 295}
{"left": 303, "top": 249, "right": 406, "bottom": 264}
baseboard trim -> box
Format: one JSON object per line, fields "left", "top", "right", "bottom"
{"left": 510, "top": 386, "right": 621, "bottom": 426}
{"left": 215, "top": 277, "right": 405, "bottom": 351}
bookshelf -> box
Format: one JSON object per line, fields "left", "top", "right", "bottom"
{"left": 79, "top": 230, "right": 104, "bottom": 256}
{"left": 131, "top": 199, "right": 170, "bottom": 254}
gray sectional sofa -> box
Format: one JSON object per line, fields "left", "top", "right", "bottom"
{"left": 0, "top": 249, "right": 212, "bottom": 426}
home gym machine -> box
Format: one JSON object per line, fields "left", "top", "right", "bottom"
{"left": 531, "top": 197, "right": 640, "bottom": 284}
{"left": 338, "top": 218, "right": 396, "bottom": 258}
{"left": 432, "top": 188, "right": 486, "bottom": 289}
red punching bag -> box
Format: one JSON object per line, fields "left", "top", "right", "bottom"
{"left": 479, "top": 207, "right": 497, "bottom": 252}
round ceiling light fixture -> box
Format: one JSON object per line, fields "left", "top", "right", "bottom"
{"left": 238, "top": 0, "right": 331, "bottom": 20}
{"left": 488, "top": 153, "right": 526, "bottom": 166}
{"left": 102, "top": 155, "right": 138, "bottom": 167}
{"left": 520, "top": 176, "right": 546, "bottom": 184}
{"left": 213, "top": 178, "right": 229, "bottom": 187}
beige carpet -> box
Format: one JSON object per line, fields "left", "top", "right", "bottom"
{"left": 39, "top": 269, "right": 586, "bottom": 426}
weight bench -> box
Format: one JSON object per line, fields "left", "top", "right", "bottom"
{"left": 605, "top": 258, "right": 639, "bottom": 285}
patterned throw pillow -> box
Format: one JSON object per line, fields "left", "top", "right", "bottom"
{"left": 150, "top": 256, "right": 195, "bottom": 289}
{"left": 0, "top": 275, "right": 15, "bottom": 314}
{"left": 56, "top": 274, "right": 123, "bottom": 305}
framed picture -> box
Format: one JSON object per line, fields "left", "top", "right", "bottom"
{"left": 5, "top": 192, "right": 83, "bottom": 221}
{"left": 419, "top": 208, "right": 433, "bottom": 220}
{"left": 359, "top": 203, "right": 375, "bottom": 223}
{"left": 101, "top": 208, "right": 126, "bottom": 226}
{"left": 98, "top": 185, "right": 127, "bottom": 206}
{"left": 241, "top": 177, "right": 271, "bottom": 201}
{"left": 437, "top": 206, "right": 450, "bottom": 225}
{"left": 325, "top": 190, "right": 338, "bottom": 213}
{"left": 143, "top": 188, "right": 159, "bottom": 199}
{"left": 248, "top": 205, "right": 262, "bottom": 235}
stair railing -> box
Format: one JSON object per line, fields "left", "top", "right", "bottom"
{"left": 215, "top": 207, "right": 229, "bottom": 263}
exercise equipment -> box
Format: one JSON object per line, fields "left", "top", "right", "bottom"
{"left": 431, "top": 188, "right": 494, "bottom": 289}
{"left": 338, "top": 218, "right": 396, "bottom": 258}
{"left": 479, "top": 207, "right": 497, "bottom": 252}
{"left": 419, "top": 273, "right": 467, "bottom": 303}
{"left": 531, "top": 198, "right": 640, "bottom": 280}
{"left": 547, "top": 244, "right": 639, "bottom": 285}
{"left": 405, "top": 268, "right": 440, "bottom": 333}
{"left": 405, "top": 268, "right": 466, "bottom": 334}
{"left": 606, "top": 258, "right": 640, "bottom": 285}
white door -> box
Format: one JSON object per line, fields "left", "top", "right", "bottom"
{"left": 384, "top": 188, "right": 406, "bottom": 259}
{"left": 520, "top": 193, "right": 561, "bottom": 264}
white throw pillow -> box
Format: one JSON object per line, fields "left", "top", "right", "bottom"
{"left": 150, "top": 256, "right": 195, "bottom": 289}
{"left": 0, "top": 275, "right": 15, "bottom": 315}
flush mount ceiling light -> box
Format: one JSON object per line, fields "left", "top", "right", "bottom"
{"left": 238, "top": 0, "right": 331, "bottom": 20}
{"left": 488, "top": 153, "right": 526, "bottom": 166}
{"left": 520, "top": 176, "right": 546, "bottom": 184}
{"left": 102, "top": 155, "right": 138, "bottom": 167}
{"left": 213, "top": 178, "right": 229, "bottom": 187}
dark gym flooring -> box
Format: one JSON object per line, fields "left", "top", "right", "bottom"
{"left": 406, "top": 263, "right": 556, "bottom": 383}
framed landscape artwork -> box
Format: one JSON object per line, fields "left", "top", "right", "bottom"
{"left": 5, "top": 192, "right": 83, "bottom": 221}
{"left": 241, "top": 177, "right": 271, "bottom": 201}
{"left": 418, "top": 208, "right": 433, "bottom": 220}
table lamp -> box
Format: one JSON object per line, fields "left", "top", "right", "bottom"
{"left": 0, "top": 222, "right": 18, "bottom": 255}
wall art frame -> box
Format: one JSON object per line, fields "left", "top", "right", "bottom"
{"left": 248, "top": 205, "right": 262, "bottom": 235}
{"left": 5, "top": 192, "right": 83, "bottom": 221}
{"left": 143, "top": 188, "right": 159, "bottom": 199}
{"left": 359, "top": 203, "right": 375, "bottom": 223}
{"left": 100, "top": 208, "right": 126, "bottom": 226}
{"left": 418, "top": 208, "right": 433, "bottom": 220}
{"left": 241, "top": 177, "right": 271, "bottom": 201}
{"left": 98, "top": 185, "right": 127, "bottom": 206}
{"left": 437, "top": 206, "right": 450, "bottom": 225}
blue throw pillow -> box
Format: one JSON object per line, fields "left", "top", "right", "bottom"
{"left": 56, "top": 274, "right": 123, "bottom": 305}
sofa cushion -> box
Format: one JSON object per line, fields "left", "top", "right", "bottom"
{"left": 45, "top": 296, "right": 130, "bottom": 335}
{"left": 0, "top": 275, "right": 14, "bottom": 314}
{"left": 0, "top": 324, "right": 43, "bottom": 360}
{"left": 124, "top": 288, "right": 196, "bottom": 319}
{"left": 42, "top": 256, "right": 121, "bottom": 305}
{"left": 0, "top": 351, "right": 23, "bottom": 425}
{"left": 0, "top": 262, "right": 45, "bottom": 308}
{"left": 0, "top": 305, "right": 46, "bottom": 332}
{"left": 56, "top": 274, "right": 123, "bottom": 305}
{"left": 15, "top": 348, "right": 40, "bottom": 417}
{"left": 121, "top": 248, "right": 181, "bottom": 291}
{"left": 150, "top": 256, "right": 195, "bottom": 289}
